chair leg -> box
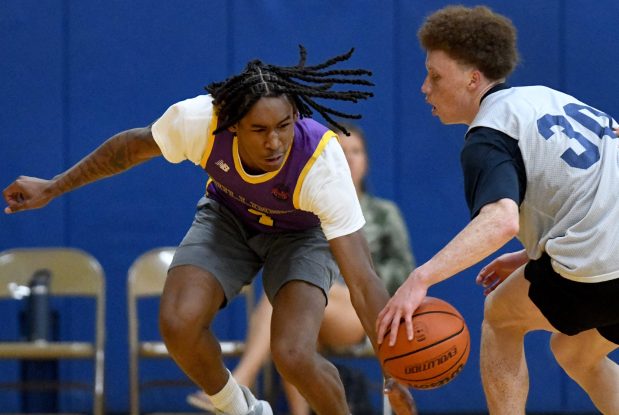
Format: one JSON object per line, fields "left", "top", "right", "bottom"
{"left": 129, "top": 357, "right": 139, "bottom": 415}
{"left": 94, "top": 353, "right": 105, "bottom": 415}
{"left": 94, "top": 390, "right": 104, "bottom": 415}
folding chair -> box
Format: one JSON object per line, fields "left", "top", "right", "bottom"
{"left": 0, "top": 247, "right": 105, "bottom": 415}
{"left": 127, "top": 247, "right": 255, "bottom": 415}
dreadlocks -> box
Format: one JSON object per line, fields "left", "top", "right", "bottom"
{"left": 205, "top": 45, "right": 373, "bottom": 135}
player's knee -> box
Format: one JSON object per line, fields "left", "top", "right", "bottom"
{"left": 159, "top": 299, "right": 211, "bottom": 347}
{"left": 482, "top": 293, "right": 521, "bottom": 332}
{"left": 271, "top": 338, "right": 314, "bottom": 380}
{"left": 549, "top": 333, "right": 602, "bottom": 374}
{"left": 550, "top": 334, "right": 579, "bottom": 369}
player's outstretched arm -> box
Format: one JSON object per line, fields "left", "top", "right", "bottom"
{"left": 330, "top": 231, "right": 420, "bottom": 415}
{"left": 3, "top": 126, "right": 160, "bottom": 214}
{"left": 376, "top": 198, "right": 520, "bottom": 346}
{"left": 328, "top": 229, "right": 390, "bottom": 350}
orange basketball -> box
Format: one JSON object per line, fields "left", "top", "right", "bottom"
{"left": 378, "top": 296, "right": 470, "bottom": 390}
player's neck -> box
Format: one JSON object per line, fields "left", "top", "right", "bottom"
{"left": 477, "top": 79, "right": 504, "bottom": 103}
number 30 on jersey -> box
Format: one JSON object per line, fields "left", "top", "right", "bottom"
{"left": 537, "top": 103, "right": 616, "bottom": 170}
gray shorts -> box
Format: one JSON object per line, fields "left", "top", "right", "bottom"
{"left": 170, "top": 197, "right": 340, "bottom": 305}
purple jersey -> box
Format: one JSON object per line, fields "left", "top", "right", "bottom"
{"left": 202, "top": 118, "right": 337, "bottom": 233}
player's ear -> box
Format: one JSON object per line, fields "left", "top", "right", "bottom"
{"left": 468, "top": 69, "right": 482, "bottom": 89}
{"left": 228, "top": 124, "right": 238, "bottom": 135}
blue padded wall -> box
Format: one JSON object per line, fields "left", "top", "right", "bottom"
{"left": 1, "top": 1, "right": 616, "bottom": 412}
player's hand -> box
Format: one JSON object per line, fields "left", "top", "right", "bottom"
{"left": 376, "top": 272, "right": 428, "bottom": 346}
{"left": 384, "top": 378, "right": 418, "bottom": 415}
{"left": 476, "top": 249, "right": 528, "bottom": 295}
{"left": 614, "top": 127, "right": 619, "bottom": 137}
{"left": 3, "top": 176, "right": 55, "bottom": 214}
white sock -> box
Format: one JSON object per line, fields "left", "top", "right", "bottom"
{"left": 208, "top": 370, "right": 249, "bottom": 415}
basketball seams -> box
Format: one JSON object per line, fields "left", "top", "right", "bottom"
{"left": 379, "top": 310, "right": 463, "bottom": 339}
{"left": 390, "top": 340, "right": 470, "bottom": 389}
{"left": 413, "top": 310, "right": 464, "bottom": 320}
{"left": 379, "top": 312, "right": 465, "bottom": 361}
{"left": 381, "top": 324, "right": 467, "bottom": 363}
{"left": 378, "top": 296, "right": 470, "bottom": 389}
{"left": 390, "top": 336, "right": 471, "bottom": 386}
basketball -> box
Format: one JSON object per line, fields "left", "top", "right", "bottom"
{"left": 378, "top": 296, "right": 470, "bottom": 390}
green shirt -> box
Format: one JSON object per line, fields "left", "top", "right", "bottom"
{"left": 359, "top": 194, "right": 415, "bottom": 295}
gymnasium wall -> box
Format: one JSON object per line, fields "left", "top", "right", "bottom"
{"left": 1, "top": 0, "right": 617, "bottom": 413}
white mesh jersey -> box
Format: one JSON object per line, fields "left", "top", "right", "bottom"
{"left": 469, "top": 86, "right": 619, "bottom": 282}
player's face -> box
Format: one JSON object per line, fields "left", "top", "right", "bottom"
{"left": 231, "top": 96, "right": 297, "bottom": 173}
{"left": 339, "top": 131, "right": 367, "bottom": 193}
{"left": 421, "top": 50, "right": 478, "bottom": 125}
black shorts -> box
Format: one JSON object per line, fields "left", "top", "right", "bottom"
{"left": 525, "top": 253, "right": 619, "bottom": 344}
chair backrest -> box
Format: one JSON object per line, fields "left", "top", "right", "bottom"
{"left": 0, "top": 247, "right": 105, "bottom": 341}
{"left": 0, "top": 247, "right": 106, "bottom": 415}
{"left": 127, "top": 247, "right": 176, "bottom": 299}
{"left": 0, "top": 247, "right": 104, "bottom": 298}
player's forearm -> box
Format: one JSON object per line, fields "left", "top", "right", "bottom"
{"left": 48, "top": 127, "right": 160, "bottom": 198}
{"left": 414, "top": 198, "right": 519, "bottom": 287}
{"left": 329, "top": 231, "right": 390, "bottom": 349}
{"left": 507, "top": 249, "right": 529, "bottom": 266}
{"left": 352, "top": 272, "right": 390, "bottom": 351}
{"left": 343, "top": 268, "right": 388, "bottom": 350}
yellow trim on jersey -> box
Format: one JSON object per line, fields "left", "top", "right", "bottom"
{"left": 232, "top": 136, "right": 293, "bottom": 184}
{"left": 199, "top": 114, "right": 220, "bottom": 168}
{"left": 205, "top": 177, "right": 213, "bottom": 195}
{"left": 292, "top": 130, "right": 337, "bottom": 209}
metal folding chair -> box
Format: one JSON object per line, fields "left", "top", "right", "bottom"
{"left": 0, "top": 247, "right": 105, "bottom": 415}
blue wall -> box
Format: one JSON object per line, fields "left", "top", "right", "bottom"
{"left": 1, "top": 1, "right": 617, "bottom": 413}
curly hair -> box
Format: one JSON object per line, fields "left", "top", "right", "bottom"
{"left": 205, "top": 45, "right": 373, "bottom": 135}
{"left": 417, "top": 5, "right": 519, "bottom": 80}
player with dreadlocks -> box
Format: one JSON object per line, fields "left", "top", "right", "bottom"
{"left": 208, "top": 46, "right": 373, "bottom": 135}
{"left": 3, "top": 46, "right": 416, "bottom": 415}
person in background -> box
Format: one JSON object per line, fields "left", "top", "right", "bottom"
{"left": 377, "top": 6, "right": 619, "bottom": 414}
{"left": 188, "top": 122, "right": 418, "bottom": 415}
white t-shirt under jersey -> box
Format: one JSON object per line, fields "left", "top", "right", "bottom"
{"left": 151, "top": 94, "right": 365, "bottom": 241}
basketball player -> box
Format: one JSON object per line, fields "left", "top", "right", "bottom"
{"left": 3, "top": 47, "right": 415, "bottom": 415}
{"left": 376, "top": 6, "right": 619, "bottom": 414}
{"left": 187, "top": 122, "right": 418, "bottom": 415}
